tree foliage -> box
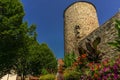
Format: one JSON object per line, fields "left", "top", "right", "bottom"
{"left": 0, "top": 0, "right": 28, "bottom": 77}
{"left": 0, "top": 0, "right": 57, "bottom": 78}
{"left": 28, "top": 42, "right": 57, "bottom": 76}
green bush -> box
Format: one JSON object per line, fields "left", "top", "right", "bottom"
{"left": 64, "top": 68, "right": 81, "bottom": 80}
{"left": 39, "top": 74, "right": 55, "bottom": 80}
{"left": 41, "top": 68, "right": 49, "bottom": 75}
{"left": 64, "top": 52, "right": 77, "bottom": 68}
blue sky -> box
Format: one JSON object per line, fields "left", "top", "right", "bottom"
{"left": 21, "top": 0, "right": 120, "bottom": 58}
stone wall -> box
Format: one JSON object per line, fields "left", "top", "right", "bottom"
{"left": 78, "top": 12, "right": 120, "bottom": 60}
{"left": 64, "top": 1, "right": 99, "bottom": 54}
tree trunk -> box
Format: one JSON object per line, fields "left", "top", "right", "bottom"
{"left": 21, "top": 74, "right": 25, "bottom": 80}
{"left": 7, "top": 74, "right": 9, "bottom": 80}
{"left": 21, "top": 73, "right": 24, "bottom": 80}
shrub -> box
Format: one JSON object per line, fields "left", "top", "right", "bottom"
{"left": 71, "top": 55, "right": 120, "bottom": 79}
{"left": 78, "top": 37, "right": 104, "bottom": 63}
{"left": 41, "top": 68, "right": 49, "bottom": 75}
{"left": 64, "top": 68, "right": 81, "bottom": 80}
{"left": 39, "top": 74, "right": 55, "bottom": 80}
{"left": 64, "top": 52, "right": 77, "bottom": 68}
{"left": 98, "top": 56, "right": 120, "bottom": 79}
{"left": 82, "top": 56, "right": 120, "bottom": 79}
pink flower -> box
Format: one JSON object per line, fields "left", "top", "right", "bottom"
{"left": 114, "top": 74, "right": 118, "bottom": 80}
{"left": 103, "top": 67, "right": 110, "bottom": 72}
{"left": 113, "top": 64, "right": 118, "bottom": 70}
{"left": 102, "top": 76, "right": 108, "bottom": 79}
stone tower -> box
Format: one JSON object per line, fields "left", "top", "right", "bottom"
{"left": 64, "top": 1, "right": 99, "bottom": 54}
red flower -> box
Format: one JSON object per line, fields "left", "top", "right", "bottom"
{"left": 88, "top": 62, "right": 94, "bottom": 67}
{"left": 79, "top": 62, "right": 82, "bottom": 64}
{"left": 73, "top": 62, "right": 78, "bottom": 66}
{"left": 102, "top": 60, "right": 108, "bottom": 66}
{"left": 77, "top": 56, "right": 81, "bottom": 61}
{"left": 81, "top": 54, "right": 87, "bottom": 58}
{"left": 94, "top": 73, "right": 98, "bottom": 78}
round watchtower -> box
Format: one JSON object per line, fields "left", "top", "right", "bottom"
{"left": 64, "top": 1, "right": 99, "bottom": 54}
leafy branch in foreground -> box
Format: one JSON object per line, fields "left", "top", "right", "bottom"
{"left": 108, "top": 20, "right": 120, "bottom": 51}
{"left": 78, "top": 37, "right": 104, "bottom": 63}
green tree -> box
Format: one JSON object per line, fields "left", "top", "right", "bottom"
{"left": 0, "top": 0, "right": 27, "bottom": 77}
{"left": 0, "top": 0, "right": 57, "bottom": 79}
{"left": 28, "top": 42, "right": 57, "bottom": 76}
{"left": 0, "top": 0, "right": 37, "bottom": 79}
{"left": 14, "top": 36, "right": 36, "bottom": 80}
{"left": 39, "top": 43, "right": 57, "bottom": 74}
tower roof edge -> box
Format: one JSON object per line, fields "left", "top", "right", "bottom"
{"left": 63, "top": 1, "right": 97, "bottom": 18}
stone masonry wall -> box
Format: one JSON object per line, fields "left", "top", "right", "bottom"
{"left": 78, "top": 12, "right": 120, "bottom": 60}
{"left": 64, "top": 2, "right": 99, "bottom": 54}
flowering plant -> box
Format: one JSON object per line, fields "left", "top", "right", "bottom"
{"left": 74, "top": 55, "right": 120, "bottom": 79}
{"left": 85, "top": 56, "right": 120, "bottom": 79}
{"left": 98, "top": 56, "right": 120, "bottom": 79}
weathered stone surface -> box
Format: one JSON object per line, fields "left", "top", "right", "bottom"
{"left": 78, "top": 12, "right": 120, "bottom": 60}
{"left": 64, "top": 1, "right": 99, "bottom": 54}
